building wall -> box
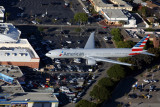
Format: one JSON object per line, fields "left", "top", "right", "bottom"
{"left": 89, "top": 0, "right": 132, "bottom": 12}
{"left": 52, "top": 102, "right": 59, "bottom": 107}
{"left": 153, "top": 37, "right": 160, "bottom": 48}
{"left": 0, "top": 61, "right": 39, "bottom": 68}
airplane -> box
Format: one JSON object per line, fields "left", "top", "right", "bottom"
{"left": 45, "top": 32, "right": 154, "bottom": 66}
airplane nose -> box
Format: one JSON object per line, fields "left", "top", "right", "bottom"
{"left": 45, "top": 53, "right": 50, "bottom": 57}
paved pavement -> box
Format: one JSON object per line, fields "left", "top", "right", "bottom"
{"left": 2, "top": 0, "right": 84, "bottom": 25}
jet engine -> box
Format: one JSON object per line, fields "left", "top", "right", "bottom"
{"left": 86, "top": 59, "right": 96, "bottom": 65}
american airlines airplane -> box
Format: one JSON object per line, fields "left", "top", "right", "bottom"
{"left": 45, "top": 32, "right": 154, "bottom": 66}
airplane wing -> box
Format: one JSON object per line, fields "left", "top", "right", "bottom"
{"left": 84, "top": 32, "right": 95, "bottom": 49}
{"left": 85, "top": 56, "right": 132, "bottom": 66}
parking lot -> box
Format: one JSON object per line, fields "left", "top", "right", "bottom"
{"left": 1, "top": 0, "right": 84, "bottom": 24}
{"left": 104, "top": 67, "right": 160, "bottom": 107}
{"left": 21, "top": 67, "right": 98, "bottom": 105}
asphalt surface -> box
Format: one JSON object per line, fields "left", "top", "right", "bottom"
{"left": 1, "top": 0, "right": 84, "bottom": 25}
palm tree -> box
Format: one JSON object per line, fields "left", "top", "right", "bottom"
{"left": 5, "top": 12, "right": 10, "bottom": 22}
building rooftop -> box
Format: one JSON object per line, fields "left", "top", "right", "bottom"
{"left": 0, "top": 23, "right": 21, "bottom": 43}
{"left": 146, "top": 1, "right": 159, "bottom": 9}
{"left": 0, "top": 65, "right": 23, "bottom": 78}
{"left": 93, "top": 0, "right": 132, "bottom": 8}
{"left": 0, "top": 65, "right": 24, "bottom": 93}
{"left": 11, "top": 93, "right": 58, "bottom": 102}
{"left": 102, "top": 9, "right": 135, "bottom": 21}
{"left": 103, "top": 9, "right": 128, "bottom": 19}
{"left": 0, "top": 39, "right": 39, "bottom": 61}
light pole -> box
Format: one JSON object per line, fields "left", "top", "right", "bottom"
{"left": 35, "top": 14, "right": 37, "bottom": 21}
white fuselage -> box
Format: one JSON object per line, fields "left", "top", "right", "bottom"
{"left": 46, "top": 48, "right": 135, "bottom": 59}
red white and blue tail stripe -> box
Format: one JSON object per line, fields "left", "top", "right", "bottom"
{"left": 129, "top": 35, "right": 150, "bottom": 55}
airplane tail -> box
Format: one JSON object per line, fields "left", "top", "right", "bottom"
{"left": 129, "top": 35, "right": 150, "bottom": 55}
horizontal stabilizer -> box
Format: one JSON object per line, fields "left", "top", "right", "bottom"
{"left": 141, "top": 52, "right": 155, "bottom": 56}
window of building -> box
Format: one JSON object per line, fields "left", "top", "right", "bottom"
{"left": 12, "top": 53, "right": 17, "bottom": 56}
{"left": 5, "top": 53, "right": 10, "bottom": 56}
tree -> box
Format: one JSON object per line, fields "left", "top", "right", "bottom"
{"left": 111, "top": 28, "right": 123, "bottom": 42}
{"left": 5, "top": 12, "right": 10, "bottom": 22}
{"left": 38, "top": 27, "right": 44, "bottom": 32}
{"left": 89, "top": 6, "right": 98, "bottom": 14}
{"left": 74, "top": 13, "right": 88, "bottom": 25}
{"left": 107, "top": 65, "right": 126, "bottom": 80}
{"left": 76, "top": 99, "right": 97, "bottom": 107}
{"left": 98, "top": 77, "right": 114, "bottom": 88}
{"left": 35, "top": 18, "right": 41, "bottom": 23}
{"left": 148, "top": 48, "right": 160, "bottom": 58}
{"left": 90, "top": 85, "right": 111, "bottom": 102}
{"left": 138, "top": 6, "right": 147, "bottom": 17}
{"left": 116, "top": 41, "right": 135, "bottom": 48}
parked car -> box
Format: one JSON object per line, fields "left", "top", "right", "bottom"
{"left": 83, "top": 7, "right": 89, "bottom": 13}
{"left": 103, "top": 36, "right": 108, "bottom": 41}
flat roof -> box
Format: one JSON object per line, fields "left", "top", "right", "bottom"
{"left": 0, "top": 39, "right": 39, "bottom": 61}
{"left": 102, "top": 9, "right": 135, "bottom": 21}
{"left": 93, "top": 0, "right": 132, "bottom": 8}
{"left": 103, "top": 9, "right": 127, "bottom": 18}
{"left": 0, "top": 23, "right": 21, "bottom": 43}
{"left": 11, "top": 93, "right": 58, "bottom": 102}
{"left": 0, "top": 65, "right": 23, "bottom": 78}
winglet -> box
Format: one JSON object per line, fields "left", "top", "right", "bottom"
{"left": 84, "top": 32, "right": 95, "bottom": 49}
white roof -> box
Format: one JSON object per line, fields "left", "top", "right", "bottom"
{"left": 0, "top": 39, "right": 39, "bottom": 62}
{"left": 11, "top": 93, "right": 58, "bottom": 102}
{"left": 102, "top": 9, "right": 135, "bottom": 21}
{"left": 93, "top": 0, "right": 132, "bottom": 8}
{"left": 0, "top": 23, "right": 21, "bottom": 43}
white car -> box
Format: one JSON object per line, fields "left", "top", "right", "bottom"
{"left": 67, "top": 22, "right": 71, "bottom": 25}
{"left": 152, "top": 79, "right": 158, "bottom": 82}
{"left": 31, "top": 20, "right": 39, "bottom": 24}
{"left": 103, "top": 36, "right": 108, "bottom": 41}
{"left": 55, "top": 59, "right": 61, "bottom": 63}
{"left": 42, "top": 14, "right": 45, "bottom": 17}
{"left": 143, "top": 79, "right": 150, "bottom": 83}
{"left": 73, "top": 98, "right": 77, "bottom": 103}
{"left": 83, "top": 7, "right": 89, "bottom": 13}
{"left": 74, "top": 58, "right": 81, "bottom": 63}
{"left": 66, "top": 41, "right": 72, "bottom": 44}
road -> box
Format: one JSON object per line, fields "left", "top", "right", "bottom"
{"left": 81, "top": 34, "right": 114, "bottom": 101}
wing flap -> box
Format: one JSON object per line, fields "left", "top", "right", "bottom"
{"left": 85, "top": 56, "right": 132, "bottom": 66}
{"left": 84, "top": 32, "right": 95, "bottom": 49}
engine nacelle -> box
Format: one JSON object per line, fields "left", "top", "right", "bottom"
{"left": 86, "top": 59, "right": 96, "bottom": 65}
